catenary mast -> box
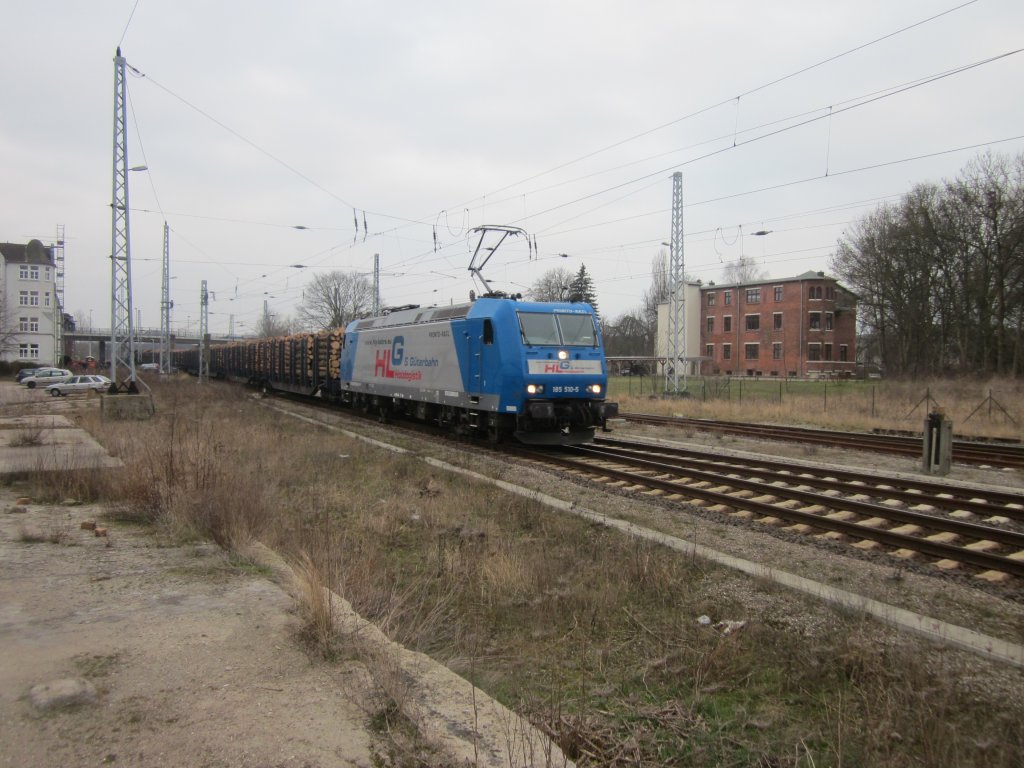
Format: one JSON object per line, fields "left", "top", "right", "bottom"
{"left": 159, "top": 222, "right": 172, "bottom": 374}
{"left": 109, "top": 47, "right": 137, "bottom": 391}
{"left": 666, "top": 171, "right": 686, "bottom": 394}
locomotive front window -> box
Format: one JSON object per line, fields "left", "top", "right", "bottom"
{"left": 555, "top": 314, "right": 597, "bottom": 347}
{"left": 517, "top": 312, "right": 597, "bottom": 347}
{"left": 518, "top": 313, "right": 561, "bottom": 345}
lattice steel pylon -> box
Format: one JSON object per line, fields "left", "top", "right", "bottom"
{"left": 53, "top": 225, "right": 65, "bottom": 366}
{"left": 159, "top": 222, "right": 172, "bottom": 374}
{"left": 109, "top": 47, "right": 137, "bottom": 392}
{"left": 198, "top": 280, "right": 209, "bottom": 384}
{"left": 373, "top": 253, "right": 380, "bottom": 316}
{"left": 666, "top": 171, "right": 687, "bottom": 394}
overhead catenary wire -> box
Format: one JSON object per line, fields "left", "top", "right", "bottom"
{"left": 432, "top": 0, "right": 982, "bottom": 214}
{"left": 112, "top": 2, "right": 1014, "bottom": 330}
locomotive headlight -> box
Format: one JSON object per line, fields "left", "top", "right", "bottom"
{"left": 557, "top": 349, "right": 568, "bottom": 360}
{"left": 526, "top": 384, "right": 544, "bottom": 395}
{"left": 589, "top": 384, "right": 602, "bottom": 394}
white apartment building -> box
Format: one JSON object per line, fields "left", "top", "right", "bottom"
{"left": 0, "top": 240, "right": 60, "bottom": 365}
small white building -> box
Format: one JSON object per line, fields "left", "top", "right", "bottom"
{"left": 655, "top": 281, "right": 703, "bottom": 376}
{"left": 0, "top": 240, "right": 60, "bottom": 365}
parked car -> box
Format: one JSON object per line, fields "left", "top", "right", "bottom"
{"left": 20, "top": 368, "right": 72, "bottom": 389}
{"left": 138, "top": 363, "right": 159, "bottom": 371}
{"left": 45, "top": 375, "right": 112, "bottom": 397}
{"left": 14, "top": 367, "right": 41, "bottom": 382}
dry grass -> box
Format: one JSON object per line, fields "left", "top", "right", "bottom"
{"left": 27, "top": 375, "right": 1023, "bottom": 767}
{"left": 611, "top": 375, "right": 1024, "bottom": 440}
{"left": 17, "top": 521, "right": 71, "bottom": 544}
{"left": 9, "top": 424, "right": 46, "bottom": 447}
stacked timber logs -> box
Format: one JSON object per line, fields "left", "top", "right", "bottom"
{"left": 328, "top": 330, "right": 342, "bottom": 380}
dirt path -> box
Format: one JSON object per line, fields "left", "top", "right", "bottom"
{"left": 0, "top": 491, "right": 383, "bottom": 767}
{"left": 0, "top": 389, "right": 572, "bottom": 768}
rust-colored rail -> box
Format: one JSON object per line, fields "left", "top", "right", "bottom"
{"left": 620, "top": 413, "right": 1024, "bottom": 469}
{"left": 512, "top": 445, "right": 1024, "bottom": 579}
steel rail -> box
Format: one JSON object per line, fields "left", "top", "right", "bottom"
{"left": 576, "top": 445, "right": 1024, "bottom": 551}
{"left": 594, "top": 437, "right": 1024, "bottom": 523}
{"left": 515, "top": 449, "right": 1024, "bottom": 578}
{"left": 621, "top": 412, "right": 1024, "bottom": 469}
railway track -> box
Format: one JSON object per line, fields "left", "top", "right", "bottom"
{"left": 620, "top": 412, "right": 1024, "bottom": 469}
{"left": 263, "top": 393, "right": 1024, "bottom": 581}
{"left": 514, "top": 436, "right": 1024, "bottom": 581}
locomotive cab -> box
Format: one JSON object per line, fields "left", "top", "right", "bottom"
{"left": 509, "top": 303, "right": 618, "bottom": 445}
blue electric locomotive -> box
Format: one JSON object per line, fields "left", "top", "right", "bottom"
{"left": 339, "top": 297, "right": 617, "bottom": 444}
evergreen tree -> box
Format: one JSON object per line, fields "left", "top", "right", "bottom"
{"left": 569, "top": 264, "right": 599, "bottom": 316}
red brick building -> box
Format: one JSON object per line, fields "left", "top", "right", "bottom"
{"left": 699, "top": 271, "right": 857, "bottom": 377}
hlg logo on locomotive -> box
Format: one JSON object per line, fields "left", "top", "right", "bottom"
{"left": 373, "top": 336, "right": 441, "bottom": 381}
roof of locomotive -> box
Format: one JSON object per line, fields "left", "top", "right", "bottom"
{"left": 347, "top": 297, "right": 597, "bottom": 332}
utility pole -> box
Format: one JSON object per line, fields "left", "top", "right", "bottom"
{"left": 198, "top": 280, "right": 209, "bottom": 383}
{"left": 109, "top": 47, "right": 137, "bottom": 392}
{"left": 159, "top": 221, "right": 172, "bottom": 374}
{"left": 53, "top": 225, "right": 65, "bottom": 366}
{"left": 373, "top": 253, "right": 380, "bottom": 316}
{"left": 666, "top": 171, "right": 686, "bottom": 394}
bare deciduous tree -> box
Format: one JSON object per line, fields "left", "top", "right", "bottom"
{"left": 831, "top": 151, "right": 1024, "bottom": 376}
{"left": 721, "top": 254, "right": 767, "bottom": 285}
{"left": 0, "top": 296, "right": 23, "bottom": 359}
{"left": 255, "top": 309, "right": 294, "bottom": 338}
{"left": 527, "top": 267, "right": 574, "bottom": 303}
{"left": 297, "top": 271, "right": 374, "bottom": 331}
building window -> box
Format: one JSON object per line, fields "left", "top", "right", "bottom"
{"left": 745, "top": 287, "right": 761, "bottom": 304}
{"left": 723, "top": 291, "right": 732, "bottom": 305}
{"left": 808, "top": 343, "right": 821, "bottom": 361}
{"left": 824, "top": 343, "right": 833, "bottom": 361}
{"left": 19, "top": 316, "right": 39, "bottom": 332}
{"left": 723, "top": 343, "right": 731, "bottom": 360}
{"left": 825, "top": 312, "right": 833, "bottom": 331}
{"left": 745, "top": 314, "right": 760, "bottom": 331}
{"left": 809, "top": 285, "right": 822, "bottom": 300}
{"left": 826, "top": 286, "right": 835, "bottom": 300}
{"left": 705, "top": 344, "right": 714, "bottom": 359}
{"left": 772, "top": 342, "right": 782, "bottom": 360}
{"left": 706, "top": 317, "right": 715, "bottom": 333}
{"left": 840, "top": 345, "right": 848, "bottom": 362}
{"left": 723, "top": 316, "right": 732, "bottom": 332}
{"left": 18, "top": 344, "right": 40, "bottom": 360}
{"left": 744, "top": 343, "right": 759, "bottom": 360}
{"left": 809, "top": 312, "right": 821, "bottom": 330}
{"left": 774, "top": 285, "right": 783, "bottom": 302}
{"left": 19, "top": 290, "right": 39, "bottom": 307}
{"left": 773, "top": 313, "right": 782, "bottom": 330}
{"left": 30, "top": 266, "right": 40, "bottom": 280}
{"left": 707, "top": 292, "right": 716, "bottom": 307}
{"left": 44, "top": 292, "right": 51, "bottom": 307}
{"left": 19, "top": 265, "right": 29, "bottom": 279}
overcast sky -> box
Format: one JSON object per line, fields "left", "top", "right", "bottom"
{"left": 2, "top": 0, "right": 1022, "bottom": 334}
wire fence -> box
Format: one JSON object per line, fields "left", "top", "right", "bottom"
{"left": 612, "top": 375, "right": 1020, "bottom": 431}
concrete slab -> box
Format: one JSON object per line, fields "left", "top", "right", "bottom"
{"left": 0, "top": 415, "right": 121, "bottom": 474}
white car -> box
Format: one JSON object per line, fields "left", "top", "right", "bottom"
{"left": 45, "top": 375, "right": 112, "bottom": 397}
{"left": 20, "top": 368, "right": 72, "bottom": 389}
